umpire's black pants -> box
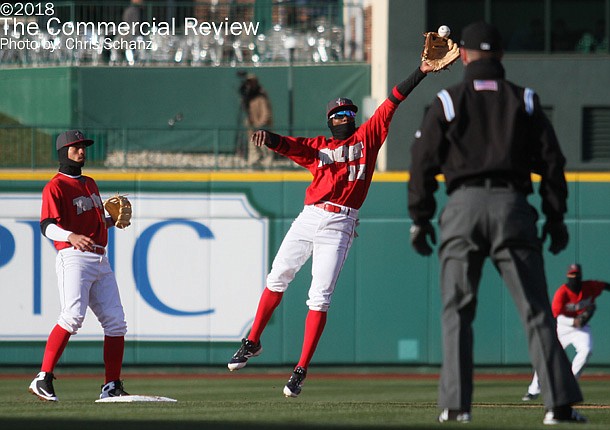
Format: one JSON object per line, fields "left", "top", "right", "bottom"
{"left": 437, "top": 185, "right": 582, "bottom": 411}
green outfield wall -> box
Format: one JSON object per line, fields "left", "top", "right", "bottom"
{"left": 2, "top": 61, "right": 609, "bottom": 172}
{"left": 1, "top": 171, "right": 609, "bottom": 368}
{"left": 0, "top": 65, "right": 371, "bottom": 166}
{"left": 0, "top": 65, "right": 371, "bottom": 131}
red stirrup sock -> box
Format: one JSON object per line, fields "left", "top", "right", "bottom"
{"left": 248, "top": 288, "right": 284, "bottom": 344}
{"left": 103, "top": 336, "right": 125, "bottom": 383}
{"left": 297, "top": 310, "right": 328, "bottom": 369}
{"left": 41, "top": 324, "right": 71, "bottom": 373}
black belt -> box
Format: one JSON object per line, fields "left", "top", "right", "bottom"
{"left": 89, "top": 245, "right": 106, "bottom": 255}
{"left": 459, "top": 177, "right": 514, "bottom": 189}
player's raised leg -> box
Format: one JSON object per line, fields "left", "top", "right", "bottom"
{"left": 228, "top": 213, "right": 315, "bottom": 371}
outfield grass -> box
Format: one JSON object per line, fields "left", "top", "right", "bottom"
{"left": 1, "top": 368, "right": 608, "bottom": 429}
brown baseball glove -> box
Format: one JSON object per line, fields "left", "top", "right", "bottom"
{"left": 574, "top": 304, "right": 596, "bottom": 328}
{"left": 104, "top": 194, "right": 132, "bottom": 229}
{"left": 421, "top": 32, "right": 460, "bottom": 72}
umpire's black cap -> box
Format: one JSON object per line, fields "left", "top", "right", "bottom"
{"left": 460, "top": 21, "right": 503, "bottom": 52}
{"left": 56, "top": 130, "right": 94, "bottom": 150}
{"left": 326, "top": 97, "right": 358, "bottom": 118}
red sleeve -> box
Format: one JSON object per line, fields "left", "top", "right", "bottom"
{"left": 584, "top": 281, "right": 606, "bottom": 299}
{"left": 551, "top": 285, "right": 569, "bottom": 318}
{"left": 40, "top": 179, "right": 62, "bottom": 223}
{"left": 273, "top": 135, "right": 326, "bottom": 173}
{"left": 357, "top": 98, "right": 398, "bottom": 152}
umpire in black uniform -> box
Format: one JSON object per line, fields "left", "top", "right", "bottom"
{"left": 408, "top": 21, "right": 586, "bottom": 425}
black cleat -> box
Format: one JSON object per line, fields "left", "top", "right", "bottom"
{"left": 29, "top": 371, "right": 58, "bottom": 401}
{"left": 100, "top": 380, "right": 129, "bottom": 399}
{"left": 283, "top": 366, "right": 307, "bottom": 398}
{"left": 522, "top": 392, "right": 539, "bottom": 401}
{"left": 228, "top": 338, "right": 262, "bottom": 371}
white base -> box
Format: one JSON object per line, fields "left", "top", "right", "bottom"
{"left": 95, "top": 395, "right": 177, "bottom": 403}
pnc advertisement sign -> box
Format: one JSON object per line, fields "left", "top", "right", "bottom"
{"left": 0, "top": 193, "right": 268, "bottom": 341}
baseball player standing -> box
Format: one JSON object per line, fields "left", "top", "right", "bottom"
{"left": 227, "top": 59, "right": 438, "bottom": 397}
{"left": 29, "top": 130, "right": 129, "bottom": 401}
{"left": 407, "top": 22, "right": 585, "bottom": 424}
{"left": 523, "top": 263, "right": 610, "bottom": 401}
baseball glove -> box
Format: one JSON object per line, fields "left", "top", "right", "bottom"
{"left": 421, "top": 32, "right": 460, "bottom": 72}
{"left": 574, "top": 304, "right": 596, "bottom": 328}
{"left": 104, "top": 194, "right": 132, "bottom": 229}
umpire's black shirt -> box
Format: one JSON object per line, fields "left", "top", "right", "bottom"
{"left": 408, "top": 58, "right": 567, "bottom": 225}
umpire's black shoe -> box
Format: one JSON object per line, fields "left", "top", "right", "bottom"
{"left": 29, "top": 371, "right": 58, "bottom": 401}
{"left": 228, "top": 338, "right": 262, "bottom": 371}
{"left": 100, "top": 379, "right": 129, "bottom": 399}
{"left": 543, "top": 406, "right": 587, "bottom": 425}
{"left": 438, "top": 409, "right": 472, "bottom": 423}
{"left": 283, "top": 366, "right": 307, "bottom": 398}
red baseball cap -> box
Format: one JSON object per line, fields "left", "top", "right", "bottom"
{"left": 567, "top": 264, "right": 582, "bottom": 277}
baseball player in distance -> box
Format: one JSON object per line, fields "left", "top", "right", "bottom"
{"left": 522, "top": 263, "right": 610, "bottom": 401}
{"left": 29, "top": 130, "right": 129, "bottom": 401}
{"left": 227, "top": 59, "right": 439, "bottom": 397}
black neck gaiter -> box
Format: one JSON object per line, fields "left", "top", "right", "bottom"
{"left": 566, "top": 277, "right": 582, "bottom": 294}
{"left": 57, "top": 147, "right": 83, "bottom": 176}
{"left": 327, "top": 120, "right": 356, "bottom": 140}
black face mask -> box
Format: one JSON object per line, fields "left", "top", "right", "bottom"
{"left": 327, "top": 120, "right": 356, "bottom": 140}
{"left": 58, "top": 146, "right": 84, "bottom": 176}
{"left": 566, "top": 277, "right": 582, "bottom": 294}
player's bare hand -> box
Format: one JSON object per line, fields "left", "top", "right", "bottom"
{"left": 420, "top": 60, "right": 435, "bottom": 74}
{"left": 251, "top": 130, "right": 270, "bottom": 147}
{"left": 68, "top": 233, "right": 95, "bottom": 252}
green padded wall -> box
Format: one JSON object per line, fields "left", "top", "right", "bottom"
{"left": 1, "top": 173, "right": 609, "bottom": 367}
{"left": 0, "top": 68, "right": 73, "bottom": 126}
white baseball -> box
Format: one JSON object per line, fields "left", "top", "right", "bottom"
{"left": 438, "top": 25, "right": 450, "bottom": 37}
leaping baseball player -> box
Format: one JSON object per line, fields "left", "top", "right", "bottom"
{"left": 522, "top": 263, "right": 610, "bottom": 401}
{"left": 226, "top": 58, "right": 444, "bottom": 398}
{"left": 29, "top": 130, "right": 132, "bottom": 401}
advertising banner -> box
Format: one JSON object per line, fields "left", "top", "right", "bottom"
{"left": 0, "top": 192, "right": 268, "bottom": 341}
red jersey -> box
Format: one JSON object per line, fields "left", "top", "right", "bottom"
{"left": 40, "top": 173, "right": 108, "bottom": 250}
{"left": 551, "top": 281, "right": 607, "bottom": 318}
{"left": 272, "top": 97, "right": 401, "bottom": 209}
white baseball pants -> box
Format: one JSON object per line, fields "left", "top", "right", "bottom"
{"left": 56, "top": 248, "right": 127, "bottom": 337}
{"left": 527, "top": 314, "right": 592, "bottom": 395}
{"left": 266, "top": 204, "right": 358, "bottom": 312}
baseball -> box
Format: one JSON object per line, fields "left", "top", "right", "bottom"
{"left": 438, "top": 25, "right": 450, "bottom": 37}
